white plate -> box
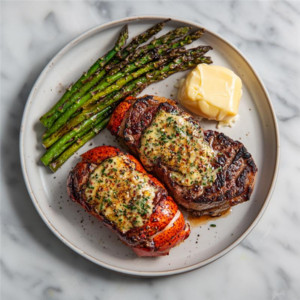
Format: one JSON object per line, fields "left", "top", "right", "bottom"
{"left": 20, "top": 16, "right": 279, "bottom": 276}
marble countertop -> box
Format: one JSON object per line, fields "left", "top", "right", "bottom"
{"left": 1, "top": 1, "right": 300, "bottom": 299}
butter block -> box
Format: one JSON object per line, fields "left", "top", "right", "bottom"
{"left": 178, "top": 64, "right": 242, "bottom": 121}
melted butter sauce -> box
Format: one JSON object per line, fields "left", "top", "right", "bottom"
{"left": 188, "top": 208, "right": 232, "bottom": 227}
{"left": 140, "top": 109, "right": 219, "bottom": 187}
{"left": 85, "top": 155, "right": 158, "bottom": 233}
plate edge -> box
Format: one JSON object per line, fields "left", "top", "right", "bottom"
{"left": 19, "top": 15, "right": 280, "bottom": 277}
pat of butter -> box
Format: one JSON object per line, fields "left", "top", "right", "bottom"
{"left": 178, "top": 64, "right": 242, "bottom": 121}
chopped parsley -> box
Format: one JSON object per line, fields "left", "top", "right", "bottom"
{"left": 140, "top": 109, "right": 219, "bottom": 187}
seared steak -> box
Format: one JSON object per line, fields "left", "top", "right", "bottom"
{"left": 108, "top": 95, "right": 257, "bottom": 216}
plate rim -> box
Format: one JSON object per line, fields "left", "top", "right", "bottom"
{"left": 19, "top": 15, "right": 280, "bottom": 277}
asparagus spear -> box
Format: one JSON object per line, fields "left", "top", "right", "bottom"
{"left": 116, "top": 26, "right": 191, "bottom": 66}
{"left": 106, "top": 26, "right": 192, "bottom": 75}
{"left": 107, "top": 28, "right": 204, "bottom": 77}
{"left": 117, "top": 19, "right": 170, "bottom": 60}
{"left": 45, "top": 55, "right": 213, "bottom": 171}
{"left": 58, "top": 21, "right": 170, "bottom": 108}
{"left": 40, "top": 107, "right": 113, "bottom": 166}
{"left": 40, "top": 21, "right": 169, "bottom": 129}
{"left": 106, "top": 29, "right": 207, "bottom": 83}
{"left": 40, "top": 25, "right": 128, "bottom": 128}
{"left": 42, "top": 48, "right": 185, "bottom": 140}
{"left": 43, "top": 80, "right": 148, "bottom": 148}
{"left": 49, "top": 117, "right": 111, "bottom": 172}
{"left": 43, "top": 25, "right": 191, "bottom": 130}
{"left": 44, "top": 93, "right": 129, "bottom": 148}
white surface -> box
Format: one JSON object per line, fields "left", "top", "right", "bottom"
{"left": 1, "top": 0, "right": 300, "bottom": 298}
{"left": 20, "top": 16, "right": 278, "bottom": 276}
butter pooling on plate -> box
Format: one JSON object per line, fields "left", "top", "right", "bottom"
{"left": 178, "top": 64, "right": 242, "bottom": 124}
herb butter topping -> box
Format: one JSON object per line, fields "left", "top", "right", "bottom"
{"left": 85, "top": 155, "right": 157, "bottom": 233}
{"left": 140, "top": 109, "right": 219, "bottom": 187}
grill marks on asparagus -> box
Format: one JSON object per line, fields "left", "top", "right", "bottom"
{"left": 116, "top": 19, "right": 171, "bottom": 60}
{"left": 40, "top": 21, "right": 213, "bottom": 171}
{"left": 107, "top": 26, "right": 194, "bottom": 77}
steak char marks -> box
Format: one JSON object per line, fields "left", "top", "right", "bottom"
{"left": 109, "top": 95, "right": 258, "bottom": 217}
